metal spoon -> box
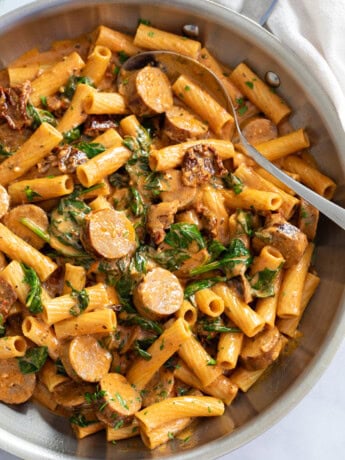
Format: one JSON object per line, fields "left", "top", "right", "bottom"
{"left": 119, "top": 50, "right": 345, "bottom": 230}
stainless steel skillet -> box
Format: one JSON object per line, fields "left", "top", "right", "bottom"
{"left": 0, "top": 1, "right": 344, "bottom": 460}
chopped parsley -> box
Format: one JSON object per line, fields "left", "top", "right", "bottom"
{"left": 245, "top": 81, "right": 254, "bottom": 89}
{"left": 118, "top": 50, "right": 129, "bottom": 64}
{"left": 24, "top": 185, "right": 41, "bottom": 202}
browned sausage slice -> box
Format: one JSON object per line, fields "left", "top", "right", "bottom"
{"left": 254, "top": 219, "right": 308, "bottom": 268}
{"left": 133, "top": 267, "right": 184, "bottom": 320}
{"left": 241, "top": 116, "right": 278, "bottom": 145}
{"left": 240, "top": 326, "right": 283, "bottom": 371}
{"left": 3, "top": 204, "right": 49, "bottom": 250}
{"left": 0, "top": 358, "right": 36, "bottom": 404}
{"left": 53, "top": 381, "right": 95, "bottom": 408}
{"left": 59, "top": 335, "right": 112, "bottom": 383}
{"left": 122, "top": 66, "right": 173, "bottom": 117}
{"left": 160, "top": 170, "right": 197, "bottom": 210}
{"left": 0, "top": 277, "right": 17, "bottom": 320}
{"left": 95, "top": 373, "right": 142, "bottom": 426}
{"left": 164, "top": 106, "right": 208, "bottom": 142}
{"left": 82, "top": 208, "right": 136, "bottom": 259}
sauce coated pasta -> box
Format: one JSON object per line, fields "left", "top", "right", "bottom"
{"left": 0, "top": 20, "right": 334, "bottom": 449}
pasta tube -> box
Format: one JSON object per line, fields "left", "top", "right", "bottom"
{"left": 81, "top": 45, "right": 112, "bottom": 85}
{"left": 277, "top": 243, "right": 314, "bottom": 318}
{"left": 212, "top": 283, "right": 265, "bottom": 337}
{"left": 126, "top": 318, "right": 191, "bottom": 390}
{"left": 0, "top": 336, "right": 27, "bottom": 359}
{"left": 0, "top": 224, "right": 57, "bottom": 281}
{"left": 149, "top": 139, "right": 235, "bottom": 171}
{"left": 54, "top": 308, "right": 117, "bottom": 341}
{"left": 8, "top": 175, "right": 74, "bottom": 205}
{"left": 43, "top": 283, "right": 110, "bottom": 325}
{"left": 0, "top": 123, "right": 63, "bottom": 186}
{"left": 76, "top": 145, "right": 131, "bottom": 187}
{"left": 134, "top": 24, "right": 201, "bottom": 59}
{"left": 178, "top": 335, "right": 223, "bottom": 387}
{"left": 22, "top": 316, "right": 59, "bottom": 360}
{"left": 136, "top": 396, "right": 224, "bottom": 431}
{"left": 172, "top": 74, "right": 234, "bottom": 138}
{"left": 230, "top": 62, "right": 291, "bottom": 124}
{"left": 30, "top": 52, "right": 85, "bottom": 106}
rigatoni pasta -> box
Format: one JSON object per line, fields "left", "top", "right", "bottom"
{"left": 0, "top": 19, "right": 333, "bottom": 452}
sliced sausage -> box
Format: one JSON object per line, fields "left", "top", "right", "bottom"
{"left": 121, "top": 66, "right": 173, "bottom": 117}
{"left": 82, "top": 208, "right": 137, "bottom": 259}
{"left": 147, "top": 200, "right": 179, "bottom": 245}
{"left": 3, "top": 204, "right": 49, "bottom": 250}
{"left": 254, "top": 219, "right": 308, "bottom": 268}
{"left": 160, "top": 170, "right": 197, "bottom": 210}
{"left": 133, "top": 267, "right": 183, "bottom": 320}
{"left": 0, "top": 277, "right": 17, "bottom": 320}
{"left": 298, "top": 198, "right": 319, "bottom": 241}
{"left": 0, "top": 185, "right": 10, "bottom": 219}
{"left": 53, "top": 381, "right": 95, "bottom": 408}
{"left": 164, "top": 106, "right": 208, "bottom": 142}
{"left": 59, "top": 335, "right": 112, "bottom": 383}
{"left": 240, "top": 326, "right": 283, "bottom": 371}
{"left": 95, "top": 373, "right": 141, "bottom": 426}
{"left": 241, "top": 116, "right": 278, "bottom": 145}
{"left": 141, "top": 368, "right": 174, "bottom": 407}
{"left": 0, "top": 358, "right": 36, "bottom": 404}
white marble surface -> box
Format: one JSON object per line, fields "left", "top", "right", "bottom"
{"left": 0, "top": 1, "right": 344, "bottom": 459}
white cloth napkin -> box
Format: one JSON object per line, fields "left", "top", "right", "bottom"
{"left": 217, "top": 0, "right": 345, "bottom": 130}
{"left": 1, "top": 0, "right": 345, "bottom": 130}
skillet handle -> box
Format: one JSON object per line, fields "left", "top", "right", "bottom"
{"left": 239, "top": 0, "right": 278, "bottom": 26}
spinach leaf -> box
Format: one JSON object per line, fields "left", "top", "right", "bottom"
{"left": 249, "top": 267, "right": 280, "bottom": 298}
{"left": 66, "top": 281, "right": 89, "bottom": 316}
{"left": 18, "top": 346, "right": 48, "bottom": 374}
{"left": 222, "top": 173, "right": 244, "bottom": 194}
{"left": 236, "top": 210, "right": 254, "bottom": 236}
{"left": 164, "top": 223, "right": 205, "bottom": 251}
{"left": 109, "top": 170, "right": 130, "bottom": 188}
{"left": 20, "top": 263, "right": 43, "bottom": 314}
{"left": 190, "top": 238, "right": 252, "bottom": 276}
{"left": 63, "top": 127, "right": 81, "bottom": 143}
{"left": 151, "top": 248, "right": 190, "bottom": 272}
{"left": 129, "top": 187, "right": 146, "bottom": 217}
{"left": 0, "top": 314, "right": 6, "bottom": 337}
{"left": 0, "top": 143, "right": 13, "bottom": 158}
{"left": 134, "top": 341, "right": 152, "bottom": 361}
{"left": 120, "top": 314, "right": 162, "bottom": 335}
{"left": 184, "top": 276, "right": 226, "bottom": 299}
{"left": 207, "top": 240, "right": 226, "bottom": 262}
{"left": 199, "top": 317, "right": 241, "bottom": 333}
{"left": 64, "top": 75, "right": 94, "bottom": 99}
{"left": 26, "top": 103, "right": 57, "bottom": 129}
{"left": 76, "top": 142, "right": 106, "bottom": 159}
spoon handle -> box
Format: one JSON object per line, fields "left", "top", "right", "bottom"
{"left": 239, "top": 132, "right": 345, "bottom": 230}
